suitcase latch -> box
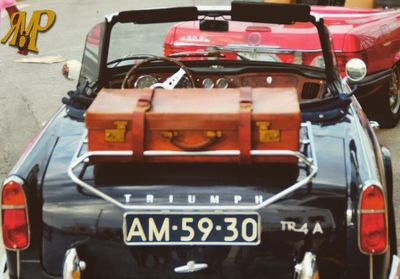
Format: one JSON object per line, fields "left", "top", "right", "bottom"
{"left": 257, "top": 122, "right": 281, "bottom": 143}
{"left": 105, "top": 121, "right": 128, "bottom": 143}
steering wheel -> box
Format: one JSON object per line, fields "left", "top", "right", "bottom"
{"left": 121, "top": 56, "right": 196, "bottom": 89}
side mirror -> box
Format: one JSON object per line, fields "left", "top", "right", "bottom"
{"left": 61, "top": 60, "right": 82, "bottom": 80}
{"left": 345, "top": 58, "right": 367, "bottom": 82}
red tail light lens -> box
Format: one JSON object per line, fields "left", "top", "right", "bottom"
{"left": 361, "top": 185, "right": 385, "bottom": 210}
{"left": 1, "top": 178, "right": 30, "bottom": 250}
{"left": 359, "top": 184, "right": 387, "bottom": 254}
{"left": 163, "top": 43, "right": 173, "bottom": 57}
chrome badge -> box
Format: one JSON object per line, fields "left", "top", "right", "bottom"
{"left": 174, "top": 261, "right": 208, "bottom": 273}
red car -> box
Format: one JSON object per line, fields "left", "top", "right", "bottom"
{"left": 164, "top": 6, "right": 400, "bottom": 127}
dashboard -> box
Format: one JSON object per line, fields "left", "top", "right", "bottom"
{"left": 109, "top": 71, "right": 325, "bottom": 100}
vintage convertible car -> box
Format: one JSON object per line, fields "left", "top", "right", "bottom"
{"left": 164, "top": 5, "right": 400, "bottom": 127}
{"left": 1, "top": 2, "right": 398, "bottom": 279}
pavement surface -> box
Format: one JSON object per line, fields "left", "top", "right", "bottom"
{"left": 0, "top": 0, "right": 399, "bottom": 274}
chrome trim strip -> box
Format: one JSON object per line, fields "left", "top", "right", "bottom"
{"left": 225, "top": 44, "right": 323, "bottom": 54}
{"left": 16, "top": 250, "right": 20, "bottom": 279}
{"left": 346, "top": 208, "right": 354, "bottom": 227}
{"left": 170, "top": 43, "right": 327, "bottom": 55}
{"left": 1, "top": 205, "right": 25, "bottom": 210}
{"left": 350, "top": 104, "right": 374, "bottom": 179}
{"left": 360, "top": 209, "right": 385, "bottom": 214}
{"left": 174, "top": 261, "right": 208, "bottom": 273}
{"left": 369, "top": 255, "right": 373, "bottom": 279}
{"left": 67, "top": 122, "right": 318, "bottom": 211}
{"left": 2, "top": 176, "right": 24, "bottom": 187}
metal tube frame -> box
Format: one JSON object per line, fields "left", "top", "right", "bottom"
{"left": 67, "top": 122, "right": 318, "bottom": 211}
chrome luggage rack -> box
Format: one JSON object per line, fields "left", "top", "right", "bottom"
{"left": 67, "top": 122, "right": 318, "bottom": 211}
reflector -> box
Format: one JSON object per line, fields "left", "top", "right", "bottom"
{"left": 2, "top": 180, "right": 26, "bottom": 206}
{"left": 361, "top": 185, "right": 385, "bottom": 210}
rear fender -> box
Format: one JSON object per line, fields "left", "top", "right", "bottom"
{"left": 381, "top": 146, "right": 397, "bottom": 254}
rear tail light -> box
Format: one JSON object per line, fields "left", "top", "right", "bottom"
{"left": 359, "top": 183, "right": 387, "bottom": 255}
{"left": 1, "top": 177, "right": 30, "bottom": 250}
{"left": 163, "top": 43, "right": 173, "bottom": 57}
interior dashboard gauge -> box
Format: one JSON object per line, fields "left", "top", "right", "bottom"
{"left": 202, "top": 78, "right": 214, "bottom": 89}
{"left": 176, "top": 76, "right": 193, "bottom": 88}
{"left": 134, "top": 75, "right": 158, "bottom": 88}
{"left": 216, "top": 78, "right": 229, "bottom": 89}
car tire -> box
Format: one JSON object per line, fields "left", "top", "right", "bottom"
{"left": 375, "top": 66, "right": 400, "bottom": 128}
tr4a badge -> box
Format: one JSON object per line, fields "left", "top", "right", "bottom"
{"left": 280, "top": 221, "right": 324, "bottom": 235}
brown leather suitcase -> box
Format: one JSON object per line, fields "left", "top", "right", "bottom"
{"left": 85, "top": 87, "right": 301, "bottom": 163}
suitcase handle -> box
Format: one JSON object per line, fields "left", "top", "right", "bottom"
{"left": 162, "top": 131, "right": 222, "bottom": 151}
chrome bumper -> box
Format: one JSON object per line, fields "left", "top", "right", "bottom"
{"left": 388, "top": 255, "right": 400, "bottom": 279}
{"left": 63, "top": 248, "right": 86, "bottom": 279}
{"left": 61, "top": 248, "right": 400, "bottom": 279}
{"left": 294, "top": 252, "right": 318, "bottom": 279}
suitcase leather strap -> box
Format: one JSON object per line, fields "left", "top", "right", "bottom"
{"left": 132, "top": 89, "right": 154, "bottom": 161}
{"left": 239, "top": 87, "right": 252, "bottom": 164}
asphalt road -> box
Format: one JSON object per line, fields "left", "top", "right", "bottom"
{"left": 0, "top": 0, "right": 399, "bottom": 270}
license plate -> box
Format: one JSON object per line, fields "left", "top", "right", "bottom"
{"left": 123, "top": 212, "right": 261, "bottom": 246}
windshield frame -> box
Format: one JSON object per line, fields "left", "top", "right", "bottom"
{"left": 95, "top": 3, "right": 342, "bottom": 95}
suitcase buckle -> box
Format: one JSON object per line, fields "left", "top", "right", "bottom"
{"left": 105, "top": 121, "right": 128, "bottom": 142}
{"left": 257, "top": 122, "right": 281, "bottom": 143}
